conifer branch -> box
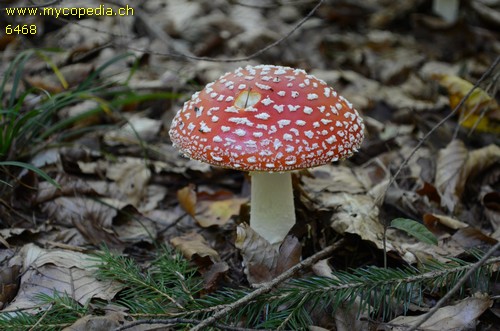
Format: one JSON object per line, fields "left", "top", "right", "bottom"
{"left": 407, "top": 241, "right": 500, "bottom": 331}
{"left": 4, "top": 246, "right": 498, "bottom": 330}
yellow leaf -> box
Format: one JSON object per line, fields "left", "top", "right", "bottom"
{"left": 197, "top": 197, "right": 248, "bottom": 227}
{"left": 177, "top": 184, "right": 197, "bottom": 217}
{"left": 434, "top": 74, "right": 500, "bottom": 134}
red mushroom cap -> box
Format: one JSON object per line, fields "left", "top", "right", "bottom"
{"left": 169, "top": 65, "right": 364, "bottom": 171}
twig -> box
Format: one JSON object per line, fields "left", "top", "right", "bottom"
{"left": 28, "top": 303, "right": 53, "bottom": 331}
{"left": 407, "top": 241, "right": 500, "bottom": 331}
{"left": 189, "top": 239, "right": 345, "bottom": 331}
{"left": 374, "top": 55, "right": 500, "bottom": 207}
{"left": 149, "top": 0, "right": 325, "bottom": 63}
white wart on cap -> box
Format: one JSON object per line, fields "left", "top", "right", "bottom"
{"left": 169, "top": 64, "right": 364, "bottom": 171}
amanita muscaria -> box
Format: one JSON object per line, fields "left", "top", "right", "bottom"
{"left": 169, "top": 65, "right": 364, "bottom": 245}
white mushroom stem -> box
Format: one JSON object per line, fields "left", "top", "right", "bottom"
{"left": 249, "top": 171, "right": 295, "bottom": 245}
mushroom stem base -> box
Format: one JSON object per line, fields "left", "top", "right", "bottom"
{"left": 249, "top": 171, "right": 295, "bottom": 245}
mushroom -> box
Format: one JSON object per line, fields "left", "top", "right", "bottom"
{"left": 169, "top": 65, "right": 364, "bottom": 245}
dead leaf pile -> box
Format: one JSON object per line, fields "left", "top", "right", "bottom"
{"left": 0, "top": 0, "right": 499, "bottom": 329}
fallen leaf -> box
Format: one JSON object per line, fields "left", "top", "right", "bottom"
{"left": 416, "top": 182, "right": 441, "bottom": 205}
{"left": 152, "top": 144, "right": 212, "bottom": 174}
{"left": 235, "top": 223, "right": 278, "bottom": 285}
{"left": 275, "top": 235, "right": 301, "bottom": 275}
{"left": 196, "top": 197, "right": 247, "bottom": 227}
{"left": 462, "top": 144, "right": 500, "bottom": 187}
{"left": 386, "top": 229, "right": 465, "bottom": 264}
{"left": 312, "top": 259, "right": 334, "bottom": 278}
{"left": 301, "top": 165, "right": 366, "bottom": 195}
{"left": 138, "top": 184, "right": 168, "bottom": 213}
{"left": 104, "top": 157, "right": 151, "bottom": 208}
{"left": 35, "top": 174, "right": 96, "bottom": 205}
{"left": 202, "top": 262, "right": 229, "bottom": 293}
{"left": 177, "top": 184, "right": 197, "bottom": 218}
{"left": 112, "top": 205, "right": 157, "bottom": 244}
{"left": 423, "top": 213, "right": 468, "bottom": 231}
{"left": 434, "top": 73, "right": 500, "bottom": 133}
{"left": 451, "top": 227, "right": 497, "bottom": 250}
{"left": 62, "top": 312, "right": 126, "bottom": 331}
{"left": 0, "top": 261, "right": 20, "bottom": 309}
{"left": 170, "top": 232, "right": 220, "bottom": 270}
{"left": 435, "top": 139, "right": 468, "bottom": 212}
{"left": 58, "top": 100, "right": 102, "bottom": 129}
{"left": 3, "top": 244, "right": 121, "bottom": 313}
{"left": 75, "top": 157, "right": 152, "bottom": 209}
{"left": 327, "top": 193, "right": 387, "bottom": 251}
{"left": 103, "top": 115, "right": 162, "bottom": 146}
{"left": 483, "top": 191, "right": 500, "bottom": 230}
{"left": 386, "top": 294, "right": 492, "bottom": 330}
{"left": 25, "top": 63, "right": 94, "bottom": 93}
{"left": 41, "top": 196, "right": 122, "bottom": 247}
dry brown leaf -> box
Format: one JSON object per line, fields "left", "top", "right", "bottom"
{"left": 434, "top": 142, "right": 500, "bottom": 215}
{"left": 103, "top": 115, "right": 162, "bottom": 146}
{"left": 423, "top": 213, "right": 469, "bottom": 242}
{"left": 152, "top": 145, "right": 212, "bottom": 174}
{"left": 76, "top": 157, "right": 152, "bottom": 208}
{"left": 105, "top": 158, "right": 151, "bottom": 208}
{"left": 235, "top": 223, "right": 278, "bottom": 285}
{"left": 138, "top": 184, "right": 168, "bottom": 213}
{"left": 0, "top": 262, "right": 20, "bottom": 309}
{"left": 197, "top": 197, "right": 247, "bottom": 228}
{"left": 301, "top": 165, "right": 366, "bottom": 195}
{"left": 112, "top": 206, "right": 157, "bottom": 244}
{"left": 386, "top": 294, "right": 492, "bottom": 330}
{"left": 0, "top": 224, "right": 86, "bottom": 248}
{"left": 423, "top": 213, "right": 468, "bottom": 231}
{"left": 416, "top": 182, "right": 441, "bottom": 205}
{"left": 435, "top": 139, "right": 468, "bottom": 212}
{"left": 483, "top": 191, "right": 500, "bottom": 231}
{"left": 387, "top": 228, "right": 465, "bottom": 264}
{"left": 58, "top": 100, "right": 102, "bottom": 129}
{"left": 3, "top": 244, "right": 121, "bottom": 313}
{"left": 177, "top": 184, "right": 197, "bottom": 218}
{"left": 78, "top": 157, "right": 151, "bottom": 209}
{"left": 170, "top": 232, "right": 220, "bottom": 270}
{"left": 462, "top": 144, "right": 500, "bottom": 186}
{"left": 35, "top": 174, "right": 96, "bottom": 205}
{"left": 451, "top": 227, "right": 497, "bottom": 250}
{"left": 202, "top": 262, "right": 229, "bottom": 293}
{"left": 25, "top": 63, "right": 94, "bottom": 93}
{"left": 41, "top": 196, "right": 122, "bottom": 247}
{"left": 275, "top": 235, "right": 301, "bottom": 275}
{"left": 327, "top": 193, "right": 386, "bottom": 250}
{"left": 62, "top": 312, "right": 126, "bottom": 331}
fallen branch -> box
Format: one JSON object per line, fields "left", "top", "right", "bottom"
{"left": 190, "top": 239, "right": 345, "bottom": 331}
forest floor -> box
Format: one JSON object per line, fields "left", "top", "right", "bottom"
{"left": 0, "top": 0, "right": 500, "bottom": 330}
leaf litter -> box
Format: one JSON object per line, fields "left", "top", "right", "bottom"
{"left": 0, "top": 0, "right": 499, "bottom": 329}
